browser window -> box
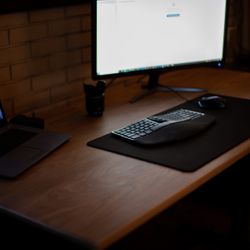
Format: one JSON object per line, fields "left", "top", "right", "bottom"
{"left": 96, "top": 0, "right": 227, "bottom": 75}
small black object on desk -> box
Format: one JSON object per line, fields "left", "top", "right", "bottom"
{"left": 9, "top": 115, "right": 44, "bottom": 129}
{"left": 197, "top": 95, "right": 227, "bottom": 109}
{"left": 84, "top": 81, "right": 105, "bottom": 117}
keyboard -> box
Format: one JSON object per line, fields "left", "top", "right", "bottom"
{"left": 112, "top": 108, "right": 215, "bottom": 145}
{"left": 0, "top": 128, "right": 37, "bottom": 157}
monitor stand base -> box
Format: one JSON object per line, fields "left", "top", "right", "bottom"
{"left": 130, "top": 73, "right": 206, "bottom": 103}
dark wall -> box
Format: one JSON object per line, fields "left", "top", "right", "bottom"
{"left": 0, "top": 0, "right": 89, "bottom": 13}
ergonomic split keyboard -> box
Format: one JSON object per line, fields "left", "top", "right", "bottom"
{"left": 112, "top": 108, "right": 215, "bottom": 145}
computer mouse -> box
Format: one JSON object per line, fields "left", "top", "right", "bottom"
{"left": 197, "top": 95, "right": 227, "bottom": 109}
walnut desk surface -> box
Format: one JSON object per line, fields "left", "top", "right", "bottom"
{"left": 0, "top": 68, "right": 249, "bottom": 249}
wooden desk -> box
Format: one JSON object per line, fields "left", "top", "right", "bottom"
{"left": 0, "top": 68, "right": 249, "bottom": 249}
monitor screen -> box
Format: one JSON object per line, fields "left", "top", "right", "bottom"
{"left": 92, "top": 0, "right": 228, "bottom": 79}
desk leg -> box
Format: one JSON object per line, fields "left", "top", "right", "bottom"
{"left": 230, "top": 195, "right": 249, "bottom": 249}
{"left": 228, "top": 155, "right": 249, "bottom": 249}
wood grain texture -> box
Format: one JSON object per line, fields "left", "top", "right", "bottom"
{"left": 0, "top": 68, "right": 249, "bottom": 249}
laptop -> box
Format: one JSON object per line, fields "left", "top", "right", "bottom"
{"left": 0, "top": 102, "right": 70, "bottom": 178}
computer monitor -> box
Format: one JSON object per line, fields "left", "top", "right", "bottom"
{"left": 92, "top": 0, "right": 228, "bottom": 102}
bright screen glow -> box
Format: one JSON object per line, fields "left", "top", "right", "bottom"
{"left": 0, "top": 109, "right": 3, "bottom": 121}
{"left": 95, "top": 0, "right": 227, "bottom": 77}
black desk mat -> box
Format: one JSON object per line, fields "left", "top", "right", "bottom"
{"left": 87, "top": 94, "right": 250, "bottom": 172}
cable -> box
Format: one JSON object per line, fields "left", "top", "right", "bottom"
{"left": 166, "top": 86, "right": 190, "bottom": 102}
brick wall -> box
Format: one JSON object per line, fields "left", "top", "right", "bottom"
{"left": 0, "top": 3, "right": 91, "bottom": 118}
{"left": 227, "top": 0, "right": 241, "bottom": 63}
{"left": 0, "top": 1, "right": 238, "bottom": 119}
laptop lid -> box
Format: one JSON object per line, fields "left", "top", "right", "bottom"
{"left": 0, "top": 102, "right": 7, "bottom": 127}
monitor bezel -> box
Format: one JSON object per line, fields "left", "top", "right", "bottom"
{"left": 91, "top": 0, "right": 229, "bottom": 80}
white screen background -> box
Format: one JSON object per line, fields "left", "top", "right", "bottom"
{"left": 96, "top": 0, "right": 227, "bottom": 75}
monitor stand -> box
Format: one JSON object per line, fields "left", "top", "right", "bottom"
{"left": 130, "top": 72, "right": 206, "bottom": 103}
